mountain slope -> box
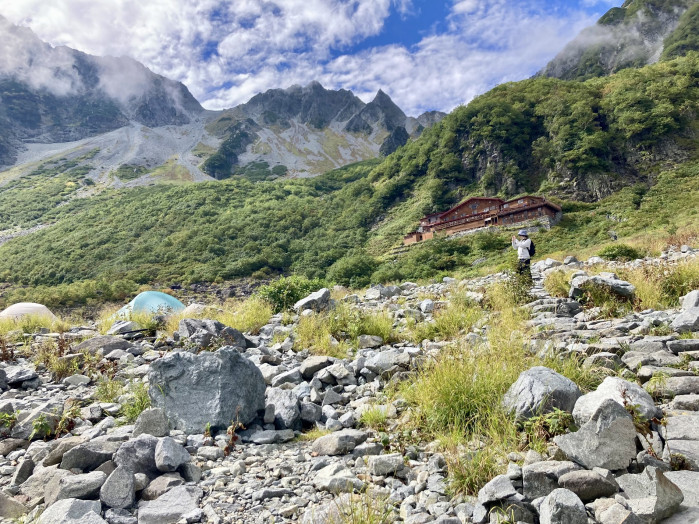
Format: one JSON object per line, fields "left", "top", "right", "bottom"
{"left": 0, "top": 16, "right": 204, "bottom": 168}
{"left": 0, "top": 54, "right": 696, "bottom": 298}
{"left": 539, "top": 0, "right": 695, "bottom": 80}
{"left": 201, "top": 83, "right": 445, "bottom": 180}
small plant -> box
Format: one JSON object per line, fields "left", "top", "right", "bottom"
{"left": 0, "top": 410, "right": 19, "bottom": 436}
{"left": 95, "top": 377, "right": 125, "bottom": 403}
{"left": 257, "top": 275, "right": 327, "bottom": 313}
{"left": 203, "top": 422, "right": 212, "bottom": 438}
{"left": 523, "top": 408, "right": 576, "bottom": 452}
{"left": 296, "top": 427, "right": 331, "bottom": 441}
{"left": 670, "top": 453, "right": 692, "bottom": 471}
{"left": 0, "top": 336, "right": 15, "bottom": 362}
{"left": 29, "top": 414, "right": 52, "bottom": 441}
{"left": 55, "top": 403, "right": 82, "bottom": 437}
{"left": 121, "top": 381, "right": 151, "bottom": 423}
{"left": 578, "top": 281, "right": 633, "bottom": 319}
{"left": 223, "top": 410, "right": 245, "bottom": 456}
{"left": 645, "top": 373, "right": 670, "bottom": 401}
{"left": 543, "top": 270, "right": 572, "bottom": 298}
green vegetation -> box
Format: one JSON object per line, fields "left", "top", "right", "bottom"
{"left": 114, "top": 164, "right": 149, "bottom": 181}
{"left": 0, "top": 55, "right": 697, "bottom": 305}
{"left": 257, "top": 275, "right": 327, "bottom": 313}
{"left": 597, "top": 244, "right": 644, "bottom": 261}
{"left": 121, "top": 381, "right": 152, "bottom": 423}
{"left": 661, "top": 2, "right": 699, "bottom": 60}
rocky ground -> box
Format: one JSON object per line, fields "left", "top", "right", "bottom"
{"left": 0, "top": 247, "right": 697, "bottom": 524}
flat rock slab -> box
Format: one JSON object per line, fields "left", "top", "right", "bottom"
{"left": 312, "top": 429, "right": 368, "bottom": 456}
{"left": 137, "top": 485, "right": 203, "bottom": 524}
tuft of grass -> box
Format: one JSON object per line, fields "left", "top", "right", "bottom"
{"left": 164, "top": 297, "right": 273, "bottom": 335}
{"left": 121, "top": 381, "right": 151, "bottom": 423}
{"left": 358, "top": 406, "right": 389, "bottom": 432}
{"left": 330, "top": 491, "right": 394, "bottom": 524}
{"left": 578, "top": 281, "right": 634, "bottom": 318}
{"left": 294, "top": 304, "right": 398, "bottom": 356}
{"left": 523, "top": 408, "right": 577, "bottom": 453}
{"left": 409, "top": 291, "right": 482, "bottom": 343}
{"left": 296, "top": 427, "right": 331, "bottom": 441}
{"left": 543, "top": 355, "right": 610, "bottom": 393}
{"left": 616, "top": 259, "right": 699, "bottom": 310}
{"left": 94, "top": 377, "right": 125, "bottom": 403}
{"left": 597, "top": 244, "right": 644, "bottom": 261}
{"left": 543, "top": 269, "right": 575, "bottom": 298}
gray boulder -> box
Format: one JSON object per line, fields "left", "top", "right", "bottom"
{"left": 133, "top": 408, "right": 169, "bottom": 438}
{"left": 681, "top": 290, "right": 699, "bottom": 310}
{"left": 663, "top": 471, "right": 699, "bottom": 524}
{"left": 299, "top": 356, "right": 333, "bottom": 379}
{"left": 148, "top": 347, "right": 265, "bottom": 433}
{"left": 358, "top": 335, "right": 383, "bottom": 349}
{"left": 265, "top": 388, "right": 301, "bottom": 430}
{"left": 113, "top": 434, "right": 158, "bottom": 478}
{"left": 539, "top": 488, "right": 587, "bottom": 524}
{"left": 177, "top": 319, "right": 247, "bottom": 348}
{"left": 477, "top": 475, "right": 517, "bottom": 505}
{"left": 0, "top": 491, "right": 27, "bottom": 519}
{"left": 38, "top": 498, "right": 105, "bottom": 524}
{"left": 99, "top": 466, "right": 135, "bottom": 509}
{"left": 137, "top": 485, "right": 203, "bottom": 524}
{"left": 45, "top": 471, "right": 106, "bottom": 505}
{"left": 74, "top": 336, "right": 133, "bottom": 356}
{"left": 312, "top": 463, "right": 364, "bottom": 493}
{"left": 364, "top": 349, "right": 410, "bottom": 375}
{"left": 522, "top": 461, "right": 583, "bottom": 500}
{"left": 503, "top": 367, "right": 582, "bottom": 422}
{"left": 294, "top": 288, "right": 331, "bottom": 313}
{"left": 367, "top": 454, "right": 405, "bottom": 477}
{"left": 558, "top": 469, "right": 618, "bottom": 502}
{"left": 141, "top": 473, "right": 183, "bottom": 501}
{"left": 671, "top": 308, "right": 699, "bottom": 333}
{"left": 555, "top": 399, "right": 637, "bottom": 470}
{"left": 60, "top": 440, "right": 121, "bottom": 471}
{"left": 154, "top": 437, "right": 190, "bottom": 472}
{"left": 312, "top": 429, "right": 368, "bottom": 456}
{"left": 572, "top": 377, "right": 660, "bottom": 426}
{"left": 616, "top": 467, "right": 684, "bottom": 522}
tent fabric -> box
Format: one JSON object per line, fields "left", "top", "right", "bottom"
{"left": 0, "top": 302, "right": 57, "bottom": 320}
{"left": 117, "top": 291, "right": 185, "bottom": 317}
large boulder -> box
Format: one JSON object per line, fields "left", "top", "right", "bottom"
{"left": 294, "top": 288, "right": 331, "bottom": 313}
{"left": 503, "top": 367, "right": 582, "bottom": 422}
{"left": 312, "top": 429, "right": 368, "bottom": 456}
{"left": 113, "top": 434, "right": 158, "bottom": 478}
{"left": 177, "top": 319, "right": 247, "bottom": 348}
{"left": 38, "top": 498, "right": 105, "bottom": 524}
{"left": 73, "top": 336, "right": 133, "bottom": 356}
{"left": 99, "top": 466, "right": 135, "bottom": 509}
{"left": 554, "top": 399, "right": 637, "bottom": 471}
{"left": 148, "top": 348, "right": 265, "bottom": 433}
{"left": 572, "top": 377, "right": 661, "bottom": 426}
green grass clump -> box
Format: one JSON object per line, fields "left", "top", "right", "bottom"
{"left": 121, "top": 382, "right": 151, "bottom": 423}
{"left": 598, "top": 244, "right": 644, "bottom": 261}
{"left": 94, "top": 377, "right": 125, "bottom": 403}
{"left": 257, "top": 275, "right": 327, "bottom": 313}
{"left": 358, "top": 406, "right": 389, "bottom": 432}
{"left": 409, "top": 291, "right": 481, "bottom": 343}
{"left": 543, "top": 269, "right": 573, "bottom": 298}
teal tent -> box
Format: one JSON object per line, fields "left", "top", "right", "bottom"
{"left": 117, "top": 291, "right": 185, "bottom": 317}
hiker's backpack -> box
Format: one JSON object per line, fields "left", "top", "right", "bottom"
{"left": 528, "top": 240, "right": 536, "bottom": 257}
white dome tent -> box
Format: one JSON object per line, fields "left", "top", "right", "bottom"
{"left": 0, "top": 302, "right": 57, "bottom": 320}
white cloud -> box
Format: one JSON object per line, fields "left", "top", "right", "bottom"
{"left": 1, "top": 0, "right": 603, "bottom": 115}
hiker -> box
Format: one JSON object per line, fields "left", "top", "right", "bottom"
{"left": 512, "top": 229, "right": 534, "bottom": 280}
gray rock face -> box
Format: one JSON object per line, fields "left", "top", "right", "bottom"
{"left": 141, "top": 473, "right": 184, "bottom": 501}
{"left": 60, "top": 440, "right": 121, "bottom": 471}
{"left": 477, "top": 474, "right": 517, "bottom": 505}
{"left": 558, "top": 470, "right": 618, "bottom": 502}
{"left": 38, "top": 498, "right": 105, "bottom": 524}
{"left": 133, "top": 408, "right": 169, "bottom": 438}
{"left": 671, "top": 308, "right": 699, "bottom": 333}
{"left": 265, "top": 388, "right": 301, "bottom": 430}
{"left": 100, "top": 465, "right": 135, "bottom": 509}
{"left": 555, "top": 399, "right": 637, "bottom": 470}
{"left": 0, "top": 491, "right": 27, "bottom": 519}
{"left": 364, "top": 349, "right": 410, "bottom": 375}
{"left": 45, "top": 471, "right": 106, "bottom": 505}
{"left": 136, "top": 485, "right": 203, "bottom": 524}
{"left": 503, "top": 367, "right": 582, "bottom": 422}
{"left": 681, "top": 290, "right": 699, "bottom": 310}
{"left": 294, "top": 288, "right": 330, "bottom": 312}
{"left": 539, "top": 488, "right": 587, "bottom": 524}
{"left": 358, "top": 335, "right": 383, "bottom": 349}
{"left": 113, "top": 434, "right": 158, "bottom": 478}
{"left": 148, "top": 348, "right": 265, "bottom": 433}
{"left": 154, "top": 437, "right": 190, "bottom": 472}
{"left": 616, "top": 467, "right": 684, "bottom": 522}
{"left": 572, "top": 376, "right": 660, "bottom": 425}
{"left": 311, "top": 429, "right": 368, "bottom": 456}
{"left": 177, "top": 319, "right": 247, "bottom": 348}
{"left": 299, "top": 356, "right": 332, "bottom": 379}
{"left": 367, "top": 454, "right": 405, "bottom": 477}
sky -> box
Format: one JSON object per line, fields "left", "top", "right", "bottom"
{"left": 0, "top": 0, "right": 621, "bottom": 115}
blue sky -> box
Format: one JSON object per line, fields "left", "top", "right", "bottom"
{"left": 1, "top": 0, "right": 620, "bottom": 114}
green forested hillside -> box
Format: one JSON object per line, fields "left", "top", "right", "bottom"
{"left": 0, "top": 54, "right": 697, "bottom": 305}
